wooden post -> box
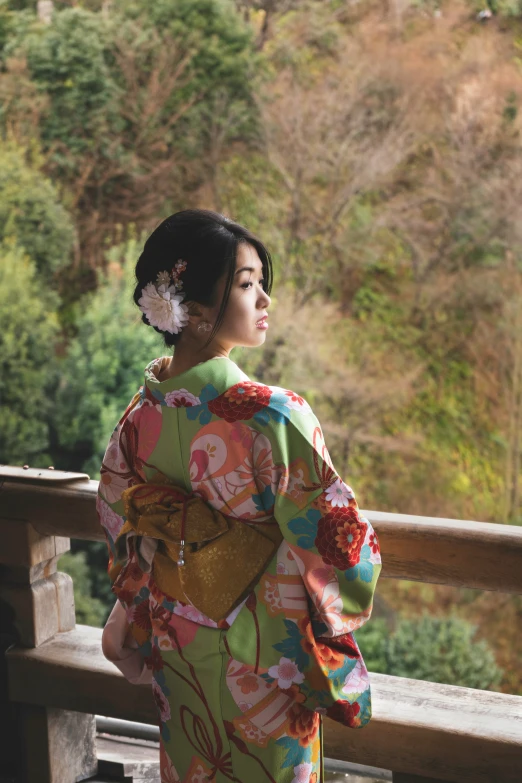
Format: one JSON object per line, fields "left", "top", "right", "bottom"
{"left": 0, "top": 470, "right": 97, "bottom": 783}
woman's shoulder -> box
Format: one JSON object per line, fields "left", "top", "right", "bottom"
{"left": 225, "top": 376, "right": 321, "bottom": 437}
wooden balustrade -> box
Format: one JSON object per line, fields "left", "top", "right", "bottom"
{"left": 1, "top": 467, "right": 522, "bottom": 783}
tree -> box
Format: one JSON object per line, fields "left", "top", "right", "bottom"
{"left": 251, "top": 6, "right": 424, "bottom": 303}
{"left": 2, "top": 1, "right": 262, "bottom": 267}
{"left": 0, "top": 241, "right": 59, "bottom": 465}
{"left": 0, "top": 140, "right": 75, "bottom": 281}
{"left": 51, "top": 236, "right": 163, "bottom": 476}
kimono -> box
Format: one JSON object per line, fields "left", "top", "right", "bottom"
{"left": 96, "top": 355, "right": 382, "bottom": 783}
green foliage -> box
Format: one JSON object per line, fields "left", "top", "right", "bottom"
{"left": 6, "top": 8, "right": 117, "bottom": 170}
{"left": 58, "top": 551, "right": 106, "bottom": 627}
{"left": 73, "top": 540, "right": 115, "bottom": 615}
{"left": 0, "top": 241, "right": 58, "bottom": 465}
{"left": 1, "top": 1, "right": 262, "bottom": 264}
{"left": 488, "top": 0, "right": 522, "bottom": 16}
{"left": 0, "top": 141, "right": 75, "bottom": 279}
{"left": 115, "top": 0, "right": 262, "bottom": 157}
{"left": 353, "top": 617, "right": 390, "bottom": 673}
{"left": 356, "top": 614, "right": 503, "bottom": 690}
{"left": 51, "top": 237, "right": 163, "bottom": 476}
{"left": 116, "top": 0, "right": 256, "bottom": 98}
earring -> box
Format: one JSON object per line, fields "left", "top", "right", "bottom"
{"left": 197, "top": 321, "right": 212, "bottom": 333}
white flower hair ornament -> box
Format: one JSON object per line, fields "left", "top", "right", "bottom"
{"left": 138, "top": 260, "right": 190, "bottom": 334}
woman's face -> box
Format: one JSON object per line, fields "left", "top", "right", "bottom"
{"left": 206, "top": 242, "right": 272, "bottom": 351}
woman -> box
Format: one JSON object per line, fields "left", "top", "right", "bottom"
{"left": 97, "top": 209, "right": 382, "bottom": 783}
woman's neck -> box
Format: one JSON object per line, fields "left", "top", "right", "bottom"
{"left": 157, "top": 346, "right": 230, "bottom": 381}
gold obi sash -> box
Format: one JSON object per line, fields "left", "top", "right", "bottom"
{"left": 113, "top": 481, "right": 282, "bottom": 623}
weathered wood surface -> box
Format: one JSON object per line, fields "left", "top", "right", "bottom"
{"left": 0, "top": 517, "right": 74, "bottom": 647}
{"left": 97, "top": 735, "right": 160, "bottom": 782}
{"left": 2, "top": 476, "right": 522, "bottom": 593}
{"left": 0, "top": 478, "right": 103, "bottom": 543}
{"left": 367, "top": 509, "right": 522, "bottom": 594}
{"left": 7, "top": 626, "right": 522, "bottom": 783}
{"left": 0, "top": 466, "right": 90, "bottom": 482}
{"left": 14, "top": 706, "right": 97, "bottom": 783}
{"left": 8, "top": 625, "right": 157, "bottom": 724}
{"left": 0, "top": 517, "right": 70, "bottom": 568}
{"left": 0, "top": 506, "right": 89, "bottom": 782}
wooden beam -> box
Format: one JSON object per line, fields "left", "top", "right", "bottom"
{"left": 365, "top": 509, "right": 522, "bottom": 593}
{"left": 7, "top": 626, "right": 522, "bottom": 783}
{"left": 0, "top": 479, "right": 103, "bottom": 543}
{"left": 0, "top": 505, "right": 95, "bottom": 782}
{"left": 8, "top": 625, "right": 157, "bottom": 725}
{"left": 2, "top": 478, "right": 522, "bottom": 593}
{"left": 14, "top": 706, "right": 97, "bottom": 783}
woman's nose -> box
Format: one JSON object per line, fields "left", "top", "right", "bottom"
{"left": 260, "top": 290, "right": 271, "bottom": 306}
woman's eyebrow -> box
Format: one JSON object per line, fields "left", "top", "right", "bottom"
{"left": 235, "top": 266, "right": 263, "bottom": 275}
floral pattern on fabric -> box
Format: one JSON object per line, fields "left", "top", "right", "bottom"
{"left": 208, "top": 381, "right": 272, "bottom": 422}
{"left": 315, "top": 506, "right": 367, "bottom": 570}
{"left": 96, "top": 355, "right": 381, "bottom": 782}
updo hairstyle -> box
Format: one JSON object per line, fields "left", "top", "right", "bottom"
{"left": 133, "top": 209, "right": 274, "bottom": 351}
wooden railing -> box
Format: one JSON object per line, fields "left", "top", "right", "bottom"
{"left": 1, "top": 467, "right": 522, "bottom": 783}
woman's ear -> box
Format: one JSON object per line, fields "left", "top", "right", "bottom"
{"left": 184, "top": 300, "right": 209, "bottom": 327}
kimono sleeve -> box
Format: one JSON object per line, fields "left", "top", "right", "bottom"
{"left": 95, "top": 388, "right": 154, "bottom": 667}
{"left": 263, "top": 395, "right": 382, "bottom": 725}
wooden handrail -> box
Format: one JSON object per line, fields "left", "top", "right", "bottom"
{"left": 2, "top": 469, "right": 522, "bottom": 782}
{"left": 1, "top": 474, "right": 522, "bottom": 593}
{"left": 7, "top": 625, "right": 522, "bottom": 783}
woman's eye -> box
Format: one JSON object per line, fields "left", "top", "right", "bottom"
{"left": 241, "top": 280, "right": 265, "bottom": 289}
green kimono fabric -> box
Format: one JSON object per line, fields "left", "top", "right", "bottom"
{"left": 96, "top": 355, "right": 382, "bottom": 783}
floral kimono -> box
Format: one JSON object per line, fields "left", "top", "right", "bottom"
{"left": 96, "top": 355, "right": 382, "bottom": 783}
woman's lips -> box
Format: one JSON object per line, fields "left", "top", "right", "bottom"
{"left": 256, "top": 317, "right": 268, "bottom": 330}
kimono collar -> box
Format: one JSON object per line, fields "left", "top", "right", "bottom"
{"left": 143, "top": 355, "right": 249, "bottom": 399}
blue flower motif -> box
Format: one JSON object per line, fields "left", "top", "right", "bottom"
{"left": 288, "top": 508, "right": 321, "bottom": 549}
{"left": 327, "top": 655, "right": 357, "bottom": 685}
{"left": 140, "top": 639, "right": 152, "bottom": 658}
{"left": 275, "top": 736, "right": 312, "bottom": 768}
{"left": 345, "top": 544, "right": 374, "bottom": 582}
{"left": 186, "top": 383, "right": 220, "bottom": 424}
{"left": 273, "top": 620, "right": 310, "bottom": 671}
{"left": 153, "top": 668, "right": 167, "bottom": 688}
{"left": 355, "top": 686, "right": 372, "bottom": 725}
{"left": 148, "top": 388, "right": 167, "bottom": 406}
{"left": 253, "top": 392, "right": 294, "bottom": 426}
{"left": 252, "top": 484, "right": 275, "bottom": 513}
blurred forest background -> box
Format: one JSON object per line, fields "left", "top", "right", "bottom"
{"left": 0, "top": 0, "right": 521, "bottom": 696}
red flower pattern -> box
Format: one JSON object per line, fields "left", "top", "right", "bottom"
{"left": 236, "top": 674, "right": 260, "bottom": 694}
{"left": 115, "top": 588, "right": 135, "bottom": 606}
{"left": 319, "top": 631, "right": 360, "bottom": 659}
{"left": 369, "top": 532, "right": 380, "bottom": 554}
{"left": 315, "top": 506, "right": 367, "bottom": 570}
{"left": 132, "top": 600, "right": 152, "bottom": 631}
{"left": 326, "top": 699, "right": 361, "bottom": 728}
{"left": 298, "top": 617, "right": 346, "bottom": 671}
{"left": 287, "top": 703, "right": 320, "bottom": 747}
{"left": 208, "top": 382, "right": 271, "bottom": 422}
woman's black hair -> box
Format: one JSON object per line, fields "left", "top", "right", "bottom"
{"left": 133, "top": 209, "right": 274, "bottom": 351}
